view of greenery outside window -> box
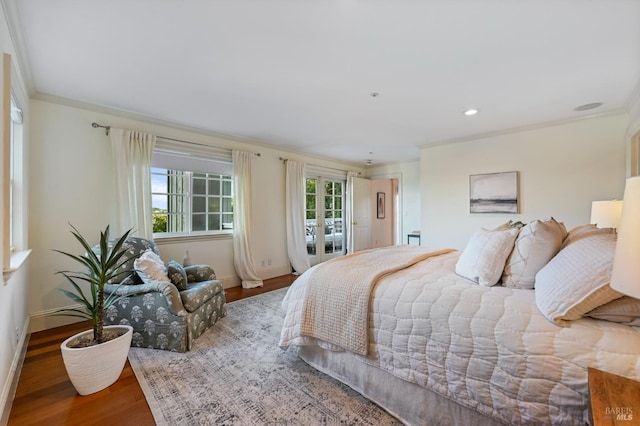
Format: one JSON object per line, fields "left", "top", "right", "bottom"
{"left": 152, "top": 167, "right": 233, "bottom": 236}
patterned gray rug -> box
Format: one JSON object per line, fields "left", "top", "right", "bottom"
{"left": 128, "top": 288, "right": 402, "bottom": 425}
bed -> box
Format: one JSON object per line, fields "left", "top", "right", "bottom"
{"left": 279, "top": 221, "right": 640, "bottom": 425}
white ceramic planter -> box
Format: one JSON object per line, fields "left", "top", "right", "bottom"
{"left": 60, "top": 325, "right": 133, "bottom": 395}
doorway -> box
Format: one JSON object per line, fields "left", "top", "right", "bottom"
{"left": 370, "top": 178, "right": 399, "bottom": 248}
{"left": 305, "top": 176, "right": 346, "bottom": 266}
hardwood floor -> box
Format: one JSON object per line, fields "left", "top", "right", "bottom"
{"left": 7, "top": 274, "right": 296, "bottom": 426}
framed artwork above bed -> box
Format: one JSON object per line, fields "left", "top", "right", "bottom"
{"left": 469, "top": 171, "right": 519, "bottom": 213}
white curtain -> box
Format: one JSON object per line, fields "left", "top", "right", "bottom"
{"left": 232, "top": 150, "right": 263, "bottom": 288}
{"left": 285, "top": 160, "right": 310, "bottom": 274}
{"left": 345, "top": 171, "right": 359, "bottom": 254}
{"left": 110, "top": 128, "right": 156, "bottom": 239}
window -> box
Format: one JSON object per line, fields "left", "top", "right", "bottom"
{"left": 151, "top": 168, "right": 233, "bottom": 236}
{"left": 9, "top": 96, "right": 22, "bottom": 250}
{"left": 3, "top": 52, "right": 28, "bottom": 274}
{"left": 150, "top": 142, "right": 234, "bottom": 238}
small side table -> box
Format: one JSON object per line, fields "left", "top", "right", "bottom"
{"left": 588, "top": 367, "right": 640, "bottom": 425}
{"left": 407, "top": 232, "right": 420, "bottom": 245}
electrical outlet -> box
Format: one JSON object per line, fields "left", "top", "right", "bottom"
{"left": 268, "top": 259, "right": 272, "bottom": 266}
{"left": 261, "top": 260, "right": 266, "bottom": 267}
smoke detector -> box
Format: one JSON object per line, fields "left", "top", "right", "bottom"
{"left": 365, "top": 152, "right": 374, "bottom": 166}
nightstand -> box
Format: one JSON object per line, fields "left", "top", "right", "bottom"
{"left": 588, "top": 367, "right": 640, "bottom": 425}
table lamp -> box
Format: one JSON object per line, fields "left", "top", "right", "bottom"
{"left": 610, "top": 177, "right": 640, "bottom": 299}
{"left": 590, "top": 200, "right": 623, "bottom": 229}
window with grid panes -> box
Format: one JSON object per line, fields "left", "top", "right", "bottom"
{"left": 152, "top": 167, "right": 233, "bottom": 236}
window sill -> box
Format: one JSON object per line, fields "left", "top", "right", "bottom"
{"left": 154, "top": 233, "right": 232, "bottom": 245}
{"left": 3, "top": 249, "right": 32, "bottom": 284}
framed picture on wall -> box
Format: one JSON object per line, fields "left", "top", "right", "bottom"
{"left": 469, "top": 171, "right": 519, "bottom": 213}
{"left": 377, "top": 192, "right": 385, "bottom": 219}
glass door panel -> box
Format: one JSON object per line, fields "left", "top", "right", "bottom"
{"left": 306, "top": 177, "right": 346, "bottom": 265}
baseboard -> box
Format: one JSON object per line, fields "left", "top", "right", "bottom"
{"left": 0, "top": 316, "right": 30, "bottom": 426}
{"left": 218, "top": 275, "right": 240, "bottom": 289}
{"left": 29, "top": 305, "right": 85, "bottom": 333}
{"left": 219, "top": 266, "right": 292, "bottom": 289}
{"left": 260, "top": 265, "right": 293, "bottom": 280}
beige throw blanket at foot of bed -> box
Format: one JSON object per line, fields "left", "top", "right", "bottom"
{"left": 299, "top": 245, "right": 454, "bottom": 355}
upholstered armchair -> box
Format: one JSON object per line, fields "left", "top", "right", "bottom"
{"left": 100, "top": 237, "right": 226, "bottom": 352}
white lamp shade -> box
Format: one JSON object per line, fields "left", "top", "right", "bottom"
{"left": 610, "top": 177, "right": 640, "bottom": 299}
{"left": 590, "top": 200, "right": 623, "bottom": 229}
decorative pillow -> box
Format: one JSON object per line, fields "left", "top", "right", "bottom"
{"left": 535, "top": 233, "right": 623, "bottom": 326}
{"left": 133, "top": 249, "right": 170, "bottom": 284}
{"left": 502, "top": 218, "right": 567, "bottom": 289}
{"left": 586, "top": 296, "right": 640, "bottom": 326}
{"left": 455, "top": 227, "right": 519, "bottom": 287}
{"left": 167, "top": 260, "right": 188, "bottom": 291}
{"left": 561, "top": 224, "right": 615, "bottom": 249}
{"left": 185, "top": 265, "right": 217, "bottom": 282}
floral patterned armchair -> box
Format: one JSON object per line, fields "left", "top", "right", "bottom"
{"left": 100, "top": 237, "right": 226, "bottom": 352}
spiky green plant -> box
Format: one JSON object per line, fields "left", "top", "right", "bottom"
{"left": 54, "top": 224, "right": 133, "bottom": 344}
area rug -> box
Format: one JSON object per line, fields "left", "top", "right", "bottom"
{"left": 128, "top": 288, "right": 402, "bottom": 425}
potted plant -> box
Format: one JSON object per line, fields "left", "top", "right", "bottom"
{"left": 53, "top": 224, "right": 134, "bottom": 395}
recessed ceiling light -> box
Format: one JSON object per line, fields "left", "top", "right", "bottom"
{"left": 463, "top": 108, "right": 479, "bottom": 116}
{"left": 573, "top": 102, "right": 603, "bottom": 112}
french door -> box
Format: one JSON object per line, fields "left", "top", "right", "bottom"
{"left": 306, "top": 176, "right": 346, "bottom": 265}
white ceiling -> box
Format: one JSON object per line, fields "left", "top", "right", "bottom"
{"left": 7, "top": 0, "right": 640, "bottom": 165}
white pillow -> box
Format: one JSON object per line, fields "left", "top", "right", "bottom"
{"left": 134, "top": 249, "right": 170, "bottom": 283}
{"left": 502, "top": 218, "right": 567, "bottom": 289}
{"left": 455, "top": 228, "right": 519, "bottom": 287}
{"left": 535, "top": 233, "right": 622, "bottom": 326}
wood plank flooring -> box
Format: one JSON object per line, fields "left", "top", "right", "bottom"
{"left": 7, "top": 274, "right": 296, "bottom": 426}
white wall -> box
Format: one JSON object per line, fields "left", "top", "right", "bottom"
{"left": 626, "top": 83, "right": 640, "bottom": 177}
{"left": 27, "top": 99, "right": 366, "bottom": 332}
{"left": 420, "top": 113, "right": 629, "bottom": 250}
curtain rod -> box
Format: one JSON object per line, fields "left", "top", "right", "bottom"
{"left": 279, "top": 157, "right": 360, "bottom": 175}
{"left": 91, "top": 122, "right": 110, "bottom": 135}
{"left": 91, "top": 122, "right": 260, "bottom": 156}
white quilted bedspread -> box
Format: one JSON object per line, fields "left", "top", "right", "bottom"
{"left": 279, "top": 250, "right": 640, "bottom": 425}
